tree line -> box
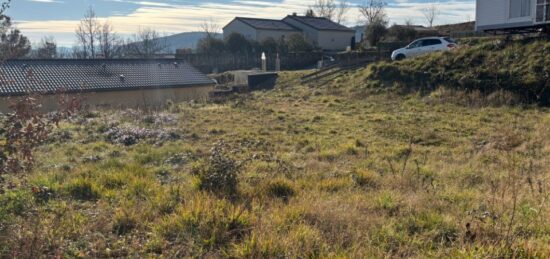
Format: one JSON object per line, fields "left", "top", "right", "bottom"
{"left": 195, "top": 31, "right": 317, "bottom": 56}
{"left": 0, "top": 6, "right": 169, "bottom": 60}
{"left": 72, "top": 7, "right": 168, "bottom": 59}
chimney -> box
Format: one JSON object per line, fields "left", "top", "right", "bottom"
{"left": 292, "top": 12, "right": 297, "bottom": 16}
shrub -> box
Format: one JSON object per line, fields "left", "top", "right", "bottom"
{"left": 0, "top": 189, "right": 33, "bottom": 220}
{"left": 193, "top": 141, "right": 241, "bottom": 196}
{"left": 365, "top": 19, "right": 388, "bottom": 47}
{"left": 287, "top": 34, "right": 314, "bottom": 53}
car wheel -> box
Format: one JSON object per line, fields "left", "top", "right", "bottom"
{"left": 395, "top": 54, "right": 406, "bottom": 61}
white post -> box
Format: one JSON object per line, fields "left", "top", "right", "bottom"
{"left": 261, "top": 52, "right": 267, "bottom": 71}
{"left": 275, "top": 53, "right": 281, "bottom": 72}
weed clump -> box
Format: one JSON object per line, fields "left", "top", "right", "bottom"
{"left": 155, "top": 196, "right": 250, "bottom": 252}
{"left": 112, "top": 209, "right": 138, "bottom": 235}
{"left": 351, "top": 170, "right": 380, "bottom": 190}
{"left": 105, "top": 126, "right": 180, "bottom": 146}
{"left": 193, "top": 141, "right": 241, "bottom": 196}
{"left": 65, "top": 178, "right": 101, "bottom": 201}
{"left": 263, "top": 179, "right": 296, "bottom": 201}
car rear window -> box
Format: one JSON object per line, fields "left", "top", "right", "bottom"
{"left": 422, "top": 39, "right": 442, "bottom": 46}
{"left": 444, "top": 37, "right": 457, "bottom": 43}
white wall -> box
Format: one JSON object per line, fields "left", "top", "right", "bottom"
{"left": 476, "top": 0, "right": 535, "bottom": 30}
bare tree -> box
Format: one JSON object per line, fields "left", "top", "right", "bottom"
{"left": 404, "top": 18, "right": 415, "bottom": 27}
{"left": 36, "top": 36, "right": 57, "bottom": 59}
{"left": 124, "top": 27, "right": 168, "bottom": 58}
{"left": 335, "top": 0, "right": 350, "bottom": 24}
{"left": 200, "top": 18, "right": 220, "bottom": 40}
{"left": 98, "top": 21, "right": 121, "bottom": 58}
{"left": 75, "top": 6, "right": 101, "bottom": 59}
{"left": 312, "top": 0, "right": 337, "bottom": 21}
{"left": 0, "top": 0, "right": 9, "bottom": 30}
{"left": 57, "top": 46, "right": 71, "bottom": 59}
{"left": 359, "top": 0, "right": 388, "bottom": 25}
{"left": 422, "top": 1, "right": 440, "bottom": 28}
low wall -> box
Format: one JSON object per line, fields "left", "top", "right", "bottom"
{"left": 0, "top": 85, "right": 214, "bottom": 113}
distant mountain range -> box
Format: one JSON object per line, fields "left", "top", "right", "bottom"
{"left": 159, "top": 32, "right": 222, "bottom": 53}
{"left": 55, "top": 32, "right": 221, "bottom": 57}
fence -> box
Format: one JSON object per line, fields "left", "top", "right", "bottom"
{"left": 176, "top": 52, "right": 324, "bottom": 74}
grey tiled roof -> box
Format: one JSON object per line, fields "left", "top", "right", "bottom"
{"left": 234, "top": 17, "right": 300, "bottom": 31}
{"left": 285, "top": 16, "right": 354, "bottom": 32}
{"left": 0, "top": 59, "right": 214, "bottom": 96}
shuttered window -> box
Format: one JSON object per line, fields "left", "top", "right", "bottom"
{"left": 510, "top": 0, "right": 531, "bottom": 18}
{"left": 536, "top": 0, "right": 550, "bottom": 22}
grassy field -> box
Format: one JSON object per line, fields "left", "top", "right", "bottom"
{"left": 1, "top": 69, "right": 549, "bottom": 257}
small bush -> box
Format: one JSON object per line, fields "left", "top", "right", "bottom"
{"left": 193, "top": 141, "right": 241, "bottom": 196}
{"left": 0, "top": 190, "right": 33, "bottom": 219}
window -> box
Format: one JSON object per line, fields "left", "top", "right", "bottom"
{"left": 408, "top": 40, "right": 422, "bottom": 49}
{"left": 444, "top": 37, "right": 457, "bottom": 43}
{"left": 510, "top": 0, "right": 531, "bottom": 18}
{"left": 536, "top": 0, "right": 550, "bottom": 22}
{"left": 422, "top": 39, "right": 442, "bottom": 46}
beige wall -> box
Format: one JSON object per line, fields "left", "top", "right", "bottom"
{"left": 224, "top": 19, "right": 301, "bottom": 43}
{"left": 317, "top": 31, "right": 355, "bottom": 51}
{"left": 223, "top": 20, "right": 257, "bottom": 41}
{"left": 282, "top": 17, "right": 319, "bottom": 45}
{"left": 0, "top": 85, "right": 213, "bottom": 113}
{"left": 256, "top": 30, "right": 301, "bottom": 43}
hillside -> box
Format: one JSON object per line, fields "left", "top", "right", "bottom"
{"left": 0, "top": 42, "right": 549, "bottom": 257}
{"left": 159, "top": 32, "right": 222, "bottom": 52}
{"left": 367, "top": 37, "right": 550, "bottom": 105}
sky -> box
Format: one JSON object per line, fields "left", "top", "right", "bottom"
{"left": 4, "top": 0, "right": 476, "bottom": 47}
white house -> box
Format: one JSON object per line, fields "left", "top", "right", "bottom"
{"left": 223, "top": 17, "right": 301, "bottom": 43}
{"left": 282, "top": 15, "right": 355, "bottom": 51}
{"left": 223, "top": 15, "right": 355, "bottom": 51}
{"left": 476, "top": 0, "right": 550, "bottom": 32}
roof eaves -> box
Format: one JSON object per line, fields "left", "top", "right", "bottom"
{"left": 235, "top": 17, "right": 302, "bottom": 32}
{"left": 284, "top": 15, "right": 354, "bottom": 32}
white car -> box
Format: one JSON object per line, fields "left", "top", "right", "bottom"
{"left": 391, "top": 37, "right": 458, "bottom": 61}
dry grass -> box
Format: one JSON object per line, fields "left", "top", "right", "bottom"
{"left": 0, "top": 71, "right": 549, "bottom": 257}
